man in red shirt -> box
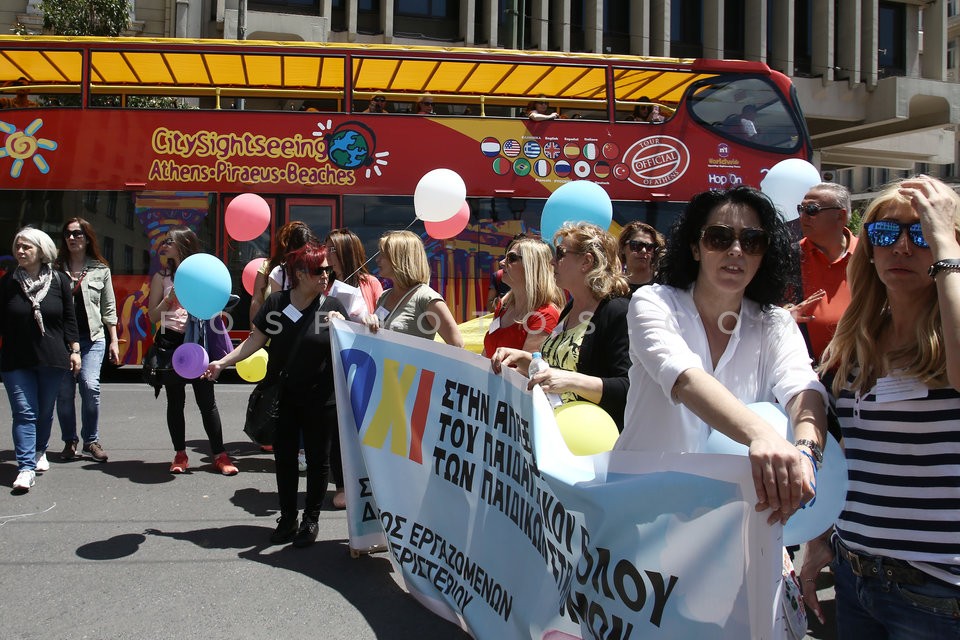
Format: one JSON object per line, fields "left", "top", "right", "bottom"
{"left": 794, "top": 182, "right": 856, "bottom": 363}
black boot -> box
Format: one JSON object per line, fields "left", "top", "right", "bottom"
{"left": 293, "top": 517, "right": 319, "bottom": 548}
{"left": 270, "top": 514, "right": 298, "bottom": 544}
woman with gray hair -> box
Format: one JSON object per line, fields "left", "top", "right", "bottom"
{"left": 0, "top": 227, "right": 80, "bottom": 492}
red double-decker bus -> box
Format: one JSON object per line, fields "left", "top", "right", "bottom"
{"left": 0, "top": 35, "right": 811, "bottom": 364}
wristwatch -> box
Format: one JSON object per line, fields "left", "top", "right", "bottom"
{"left": 70, "top": 348, "right": 81, "bottom": 354}
{"left": 794, "top": 439, "right": 823, "bottom": 465}
{"left": 928, "top": 259, "right": 960, "bottom": 278}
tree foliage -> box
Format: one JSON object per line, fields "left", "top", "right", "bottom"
{"left": 39, "top": 0, "right": 129, "bottom": 37}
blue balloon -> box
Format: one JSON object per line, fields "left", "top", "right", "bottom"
{"left": 173, "top": 253, "right": 232, "bottom": 320}
{"left": 784, "top": 432, "right": 848, "bottom": 546}
{"left": 540, "top": 181, "right": 613, "bottom": 244}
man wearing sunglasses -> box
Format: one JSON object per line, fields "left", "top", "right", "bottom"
{"left": 795, "top": 183, "right": 857, "bottom": 364}
{"left": 416, "top": 93, "right": 435, "bottom": 115}
{"left": 363, "top": 92, "right": 389, "bottom": 114}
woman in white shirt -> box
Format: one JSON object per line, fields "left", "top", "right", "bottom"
{"left": 617, "top": 186, "right": 828, "bottom": 525}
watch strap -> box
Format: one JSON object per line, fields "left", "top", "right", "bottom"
{"left": 794, "top": 439, "right": 824, "bottom": 464}
{"left": 928, "top": 259, "right": 960, "bottom": 278}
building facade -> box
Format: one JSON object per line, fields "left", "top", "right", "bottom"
{"left": 5, "top": 0, "right": 960, "bottom": 198}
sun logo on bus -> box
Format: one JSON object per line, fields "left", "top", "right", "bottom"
{"left": 0, "top": 118, "right": 58, "bottom": 178}
{"left": 313, "top": 119, "right": 390, "bottom": 178}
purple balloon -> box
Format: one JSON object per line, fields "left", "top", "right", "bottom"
{"left": 172, "top": 342, "right": 209, "bottom": 379}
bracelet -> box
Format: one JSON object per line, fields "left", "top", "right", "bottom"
{"left": 794, "top": 438, "right": 824, "bottom": 465}
{"left": 798, "top": 450, "right": 818, "bottom": 509}
{"left": 70, "top": 348, "right": 81, "bottom": 354}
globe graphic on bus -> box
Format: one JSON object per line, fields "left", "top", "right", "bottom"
{"left": 327, "top": 128, "right": 370, "bottom": 170}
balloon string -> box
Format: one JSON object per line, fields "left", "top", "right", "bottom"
{"left": 338, "top": 217, "right": 418, "bottom": 284}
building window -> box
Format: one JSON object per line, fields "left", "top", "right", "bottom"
{"left": 395, "top": 0, "right": 458, "bottom": 40}
{"left": 794, "top": 0, "right": 812, "bottom": 76}
{"left": 724, "top": 0, "right": 745, "bottom": 60}
{"left": 948, "top": 39, "right": 958, "bottom": 76}
{"left": 671, "top": 0, "right": 703, "bottom": 58}
{"left": 603, "top": 0, "right": 630, "bottom": 54}
{"left": 878, "top": 1, "right": 906, "bottom": 78}
{"left": 249, "top": 0, "right": 319, "bottom": 14}
{"left": 103, "top": 236, "right": 114, "bottom": 266}
{"left": 123, "top": 245, "right": 134, "bottom": 273}
{"left": 949, "top": 0, "right": 958, "bottom": 19}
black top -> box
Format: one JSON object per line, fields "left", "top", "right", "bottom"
{"left": 253, "top": 290, "right": 347, "bottom": 403}
{"left": 0, "top": 270, "right": 80, "bottom": 372}
{"left": 558, "top": 295, "right": 631, "bottom": 431}
{"left": 72, "top": 285, "right": 91, "bottom": 339}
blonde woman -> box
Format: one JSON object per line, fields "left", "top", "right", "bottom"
{"left": 363, "top": 230, "right": 464, "bottom": 347}
{"left": 491, "top": 222, "right": 632, "bottom": 430}
{"left": 799, "top": 176, "right": 960, "bottom": 638}
{"left": 483, "top": 235, "right": 563, "bottom": 356}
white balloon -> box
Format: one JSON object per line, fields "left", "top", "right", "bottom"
{"left": 414, "top": 169, "right": 467, "bottom": 222}
{"left": 760, "top": 158, "right": 822, "bottom": 222}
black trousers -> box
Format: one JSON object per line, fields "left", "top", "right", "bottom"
{"left": 275, "top": 400, "right": 334, "bottom": 521}
{"left": 163, "top": 376, "right": 224, "bottom": 455}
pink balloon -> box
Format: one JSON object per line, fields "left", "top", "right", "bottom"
{"left": 172, "top": 343, "right": 209, "bottom": 379}
{"left": 242, "top": 258, "right": 266, "bottom": 295}
{"left": 424, "top": 201, "right": 470, "bottom": 240}
{"left": 225, "top": 193, "right": 271, "bottom": 241}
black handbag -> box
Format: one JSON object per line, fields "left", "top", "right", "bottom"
{"left": 142, "top": 331, "right": 179, "bottom": 394}
{"left": 243, "top": 381, "right": 282, "bottom": 445}
{"left": 242, "top": 294, "right": 323, "bottom": 446}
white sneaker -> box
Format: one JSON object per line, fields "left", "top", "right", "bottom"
{"left": 297, "top": 450, "right": 307, "bottom": 472}
{"left": 13, "top": 470, "right": 36, "bottom": 491}
{"left": 35, "top": 452, "right": 49, "bottom": 472}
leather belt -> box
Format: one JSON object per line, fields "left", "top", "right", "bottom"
{"left": 836, "top": 542, "right": 929, "bottom": 587}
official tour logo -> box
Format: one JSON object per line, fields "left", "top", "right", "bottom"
{"left": 622, "top": 136, "right": 690, "bottom": 188}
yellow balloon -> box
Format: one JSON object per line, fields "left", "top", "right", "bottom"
{"left": 236, "top": 348, "right": 268, "bottom": 382}
{"left": 554, "top": 401, "right": 619, "bottom": 456}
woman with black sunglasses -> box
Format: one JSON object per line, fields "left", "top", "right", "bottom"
{"left": 617, "top": 221, "right": 665, "bottom": 292}
{"left": 206, "top": 241, "right": 347, "bottom": 548}
{"left": 617, "top": 186, "right": 828, "bottom": 529}
{"left": 798, "top": 176, "right": 960, "bottom": 638}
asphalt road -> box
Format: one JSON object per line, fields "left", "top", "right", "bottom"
{"left": 0, "top": 380, "right": 469, "bottom": 640}
{"left": 0, "top": 378, "right": 837, "bottom": 640}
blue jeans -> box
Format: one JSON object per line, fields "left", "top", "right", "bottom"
{"left": 833, "top": 542, "right": 960, "bottom": 639}
{"left": 3, "top": 367, "right": 67, "bottom": 471}
{"left": 56, "top": 337, "right": 105, "bottom": 445}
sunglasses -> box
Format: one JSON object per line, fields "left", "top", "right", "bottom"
{"left": 554, "top": 245, "right": 583, "bottom": 261}
{"left": 159, "top": 238, "right": 175, "bottom": 246}
{"left": 64, "top": 230, "right": 86, "bottom": 239}
{"left": 310, "top": 265, "right": 335, "bottom": 276}
{"left": 699, "top": 225, "right": 769, "bottom": 256}
{"left": 504, "top": 252, "right": 522, "bottom": 264}
{"left": 864, "top": 220, "right": 929, "bottom": 249}
{"left": 796, "top": 203, "right": 843, "bottom": 217}
{"left": 627, "top": 240, "right": 657, "bottom": 254}
{"left": 421, "top": 101, "right": 434, "bottom": 106}
{"left": 372, "top": 97, "right": 385, "bottom": 102}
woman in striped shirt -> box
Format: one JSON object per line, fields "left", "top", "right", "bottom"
{"left": 799, "top": 176, "right": 960, "bottom": 639}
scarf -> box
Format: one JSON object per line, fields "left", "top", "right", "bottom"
{"left": 13, "top": 264, "right": 54, "bottom": 336}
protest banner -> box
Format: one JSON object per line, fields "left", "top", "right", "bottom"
{"left": 330, "top": 319, "right": 783, "bottom": 639}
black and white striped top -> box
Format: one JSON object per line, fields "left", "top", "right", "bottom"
{"left": 833, "top": 375, "right": 960, "bottom": 585}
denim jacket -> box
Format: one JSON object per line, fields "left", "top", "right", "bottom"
{"left": 67, "top": 260, "right": 117, "bottom": 342}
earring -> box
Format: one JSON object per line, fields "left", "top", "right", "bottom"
{"left": 869, "top": 258, "right": 875, "bottom": 264}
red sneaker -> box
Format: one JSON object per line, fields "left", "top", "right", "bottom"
{"left": 213, "top": 452, "right": 238, "bottom": 476}
{"left": 170, "top": 450, "right": 188, "bottom": 474}
{"left": 260, "top": 445, "right": 274, "bottom": 453}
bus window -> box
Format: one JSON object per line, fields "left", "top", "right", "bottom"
{"left": 687, "top": 76, "right": 803, "bottom": 152}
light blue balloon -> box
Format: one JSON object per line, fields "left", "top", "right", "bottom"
{"left": 173, "top": 253, "right": 232, "bottom": 320}
{"left": 784, "top": 432, "right": 848, "bottom": 546}
{"left": 540, "top": 181, "right": 613, "bottom": 245}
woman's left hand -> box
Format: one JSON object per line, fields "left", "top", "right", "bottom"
{"left": 69, "top": 352, "right": 82, "bottom": 377}
{"left": 328, "top": 311, "right": 344, "bottom": 322}
{"left": 749, "top": 434, "right": 814, "bottom": 524}
{"left": 108, "top": 340, "right": 120, "bottom": 365}
{"left": 527, "top": 366, "right": 576, "bottom": 394}
{"left": 490, "top": 347, "right": 530, "bottom": 374}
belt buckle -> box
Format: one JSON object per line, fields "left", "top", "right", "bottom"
{"left": 846, "top": 549, "right": 865, "bottom": 577}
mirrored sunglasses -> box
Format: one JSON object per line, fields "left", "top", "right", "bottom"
{"left": 699, "top": 224, "right": 769, "bottom": 256}
{"left": 865, "top": 220, "right": 928, "bottom": 249}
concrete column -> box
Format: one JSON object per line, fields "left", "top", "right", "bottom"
{"left": 585, "top": 0, "right": 602, "bottom": 53}
{"left": 836, "top": 0, "right": 861, "bottom": 86}
{"left": 703, "top": 0, "right": 723, "bottom": 59}
{"left": 320, "top": 0, "right": 331, "bottom": 18}
{"left": 482, "top": 0, "right": 498, "bottom": 47}
{"left": 650, "top": 0, "right": 668, "bottom": 57}
{"left": 861, "top": 0, "right": 878, "bottom": 89}
{"left": 629, "top": 1, "right": 649, "bottom": 56}
{"left": 461, "top": 0, "right": 475, "bottom": 46}
{"left": 382, "top": 0, "right": 394, "bottom": 43}
{"left": 347, "top": 0, "right": 358, "bottom": 42}
{"left": 920, "top": 1, "right": 946, "bottom": 81}
{"left": 530, "top": 0, "right": 548, "bottom": 50}
{"left": 744, "top": 0, "right": 765, "bottom": 62}
{"left": 770, "top": 0, "right": 794, "bottom": 76}
{"left": 551, "top": 0, "right": 570, "bottom": 52}
{"left": 812, "top": 0, "right": 834, "bottom": 83}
